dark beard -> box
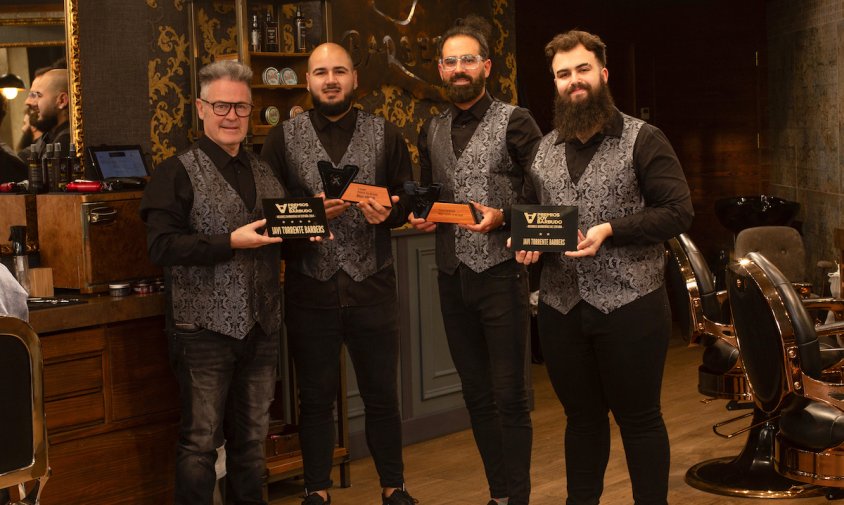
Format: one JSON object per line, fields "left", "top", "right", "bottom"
{"left": 553, "top": 79, "right": 616, "bottom": 142}
{"left": 444, "top": 72, "right": 486, "bottom": 104}
{"left": 313, "top": 89, "right": 354, "bottom": 117}
{"left": 34, "top": 109, "right": 58, "bottom": 133}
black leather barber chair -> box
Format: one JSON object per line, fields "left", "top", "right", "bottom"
{"left": 728, "top": 252, "right": 844, "bottom": 499}
{"left": 668, "top": 235, "right": 823, "bottom": 497}
{"left": 0, "top": 316, "right": 50, "bottom": 505}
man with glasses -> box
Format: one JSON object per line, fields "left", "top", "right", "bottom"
{"left": 409, "top": 15, "right": 541, "bottom": 505}
{"left": 141, "top": 60, "right": 286, "bottom": 505}
{"left": 261, "top": 42, "right": 416, "bottom": 505}
{"left": 21, "top": 68, "right": 70, "bottom": 161}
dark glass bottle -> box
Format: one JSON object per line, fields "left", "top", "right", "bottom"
{"left": 48, "top": 142, "right": 62, "bottom": 192}
{"left": 27, "top": 146, "right": 44, "bottom": 194}
{"left": 41, "top": 143, "right": 53, "bottom": 192}
{"left": 263, "top": 7, "right": 279, "bottom": 53}
{"left": 68, "top": 143, "right": 83, "bottom": 181}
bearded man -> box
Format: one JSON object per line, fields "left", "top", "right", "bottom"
{"left": 516, "top": 30, "right": 694, "bottom": 505}
{"left": 21, "top": 69, "right": 70, "bottom": 161}
{"left": 411, "top": 15, "right": 542, "bottom": 505}
{"left": 261, "top": 42, "right": 417, "bottom": 505}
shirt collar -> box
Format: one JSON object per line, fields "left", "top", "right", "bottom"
{"left": 311, "top": 107, "right": 358, "bottom": 132}
{"left": 449, "top": 92, "right": 492, "bottom": 122}
{"left": 198, "top": 135, "right": 249, "bottom": 169}
{"left": 554, "top": 107, "right": 623, "bottom": 146}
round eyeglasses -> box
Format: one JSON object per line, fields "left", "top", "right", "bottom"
{"left": 200, "top": 99, "right": 253, "bottom": 117}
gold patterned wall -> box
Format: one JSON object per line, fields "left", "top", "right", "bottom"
{"left": 144, "top": 0, "right": 517, "bottom": 168}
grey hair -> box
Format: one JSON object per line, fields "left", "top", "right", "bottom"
{"left": 198, "top": 60, "right": 253, "bottom": 99}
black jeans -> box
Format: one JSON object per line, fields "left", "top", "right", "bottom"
{"left": 437, "top": 260, "right": 532, "bottom": 505}
{"left": 169, "top": 325, "right": 278, "bottom": 505}
{"left": 286, "top": 299, "right": 404, "bottom": 492}
{"left": 538, "top": 288, "right": 671, "bottom": 505}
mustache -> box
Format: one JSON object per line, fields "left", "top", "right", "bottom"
{"left": 449, "top": 72, "right": 473, "bottom": 84}
{"left": 567, "top": 82, "right": 591, "bottom": 95}
{"left": 322, "top": 84, "right": 342, "bottom": 92}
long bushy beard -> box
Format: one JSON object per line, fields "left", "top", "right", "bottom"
{"left": 553, "top": 78, "right": 616, "bottom": 141}
{"left": 313, "top": 87, "right": 355, "bottom": 117}
{"left": 444, "top": 71, "right": 486, "bottom": 104}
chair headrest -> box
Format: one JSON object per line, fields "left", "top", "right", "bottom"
{"left": 735, "top": 226, "right": 806, "bottom": 282}
{"left": 677, "top": 234, "right": 723, "bottom": 322}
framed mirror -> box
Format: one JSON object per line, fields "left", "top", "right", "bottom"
{"left": 0, "top": 0, "right": 82, "bottom": 156}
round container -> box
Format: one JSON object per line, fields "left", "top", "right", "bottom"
{"left": 133, "top": 282, "right": 153, "bottom": 295}
{"left": 280, "top": 67, "right": 298, "bottom": 85}
{"left": 261, "top": 106, "right": 281, "bottom": 126}
{"left": 289, "top": 105, "right": 304, "bottom": 118}
{"left": 262, "top": 66, "right": 280, "bottom": 85}
{"left": 109, "top": 283, "right": 131, "bottom": 297}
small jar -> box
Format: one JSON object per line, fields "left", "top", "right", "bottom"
{"left": 109, "top": 283, "right": 132, "bottom": 297}
{"left": 133, "top": 282, "right": 152, "bottom": 295}
{"left": 261, "top": 106, "right": 280, "bottom": 126}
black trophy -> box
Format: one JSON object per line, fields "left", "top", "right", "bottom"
{"left": 318, "top": 161, "right": 358, "bottom": 199}
{"left": 404, "top": 181, "right": 442, "bottom": 219}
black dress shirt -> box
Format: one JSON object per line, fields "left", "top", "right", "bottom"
{"left": 140, "top": 135, "right": 261, "bottom": 267}
{"left": 523, "top": 108, "right": 694, "bottom": 246}
{"left": 418, "top": 92, "right": 543, "bottom": 226}
{"left": 0, "top": 142, "right": 26, "bottom": 183}
{"left": 261, "top": 108, "right": 414, "bottom": 308}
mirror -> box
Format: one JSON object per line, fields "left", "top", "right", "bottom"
{"left": 0, "top": 0, "right": 82, "bottom": 157}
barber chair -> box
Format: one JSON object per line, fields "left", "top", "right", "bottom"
{"left": 735, "top": 225, "right": 837, "bottom": 298}
{"left": 668, "top": 235, "right": 824, "bottom": 497}
{"left": 728, "top": 252, "right": 844, "bottom": 499}
{"left": 0, "top": 316, "right": 49, "bottom": 504}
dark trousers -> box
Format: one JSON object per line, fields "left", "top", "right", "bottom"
{"left": 169, "top": 325, "right": 279, "bottom": 505}
{"left": 437, "top": 260, "right": 533, "bottom": 505}
{"left": 286, "top": 299, "right": 404, "bottom": 492}
{"left": 538, "top": 287, "right": 671, "bottom": 505}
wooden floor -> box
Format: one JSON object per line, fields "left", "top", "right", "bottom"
{"left": 269, "top": 335, "right": 832, "bottom": 504}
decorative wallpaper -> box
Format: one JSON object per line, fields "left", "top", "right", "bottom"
{"left": 143, "top": 0, "right": 517, "bottom": 168}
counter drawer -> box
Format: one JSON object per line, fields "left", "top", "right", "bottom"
{"left": 46, "top": 391, "right": 105, "bottom": 433}
{"left": 44, "top": 355, "right": 103, "bottom": 399}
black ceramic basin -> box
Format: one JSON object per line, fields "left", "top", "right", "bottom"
{"left": 714, "top": 195, "right": 800, "bottom": 234}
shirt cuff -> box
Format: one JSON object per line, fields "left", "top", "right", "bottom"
{"left": 209, "top": 233, "right": 235, "bottom": 261}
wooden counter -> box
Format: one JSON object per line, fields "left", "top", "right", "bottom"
{"left": 28, "top": 293, "right": 179, "bottom": 504}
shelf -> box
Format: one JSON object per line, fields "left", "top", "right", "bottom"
{"left": 250, "top": 51, "right": 310, "bottom": 58}
{"left": 252, "top": 84, "right": 307, "bottom": 89}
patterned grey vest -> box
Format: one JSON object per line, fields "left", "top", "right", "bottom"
{"left": 429, "top": 100, "right": 516, "bottom": 273}
{"left": 281, "top": 110, "right": 389, "bottom": 281}
{"left": 532, "top": 113, "right": 664, "bottom": 314}
{"left": 169, "top": 147, "right": 283, "bottom": 339}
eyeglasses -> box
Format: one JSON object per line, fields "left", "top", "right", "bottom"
{"left": 440, "top": 54, "right": 485, "bottom": 71}
{"left": 27, "top": 91, "right": 43, "bottom": 100}
{"left": 200, "top": 99, "right": 253, "bottom": 117}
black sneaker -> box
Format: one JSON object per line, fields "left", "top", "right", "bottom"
{"left": 382, "top": 487, "right": 418, "bottom": 505}
{"left": 302, "top": 492, "right": 330, "bottom": 505}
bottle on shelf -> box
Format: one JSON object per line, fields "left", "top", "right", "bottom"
{"left": 41, "top": 143, "right": 53, "bottom": 192}
{"left": 263, "top": 6, "right": 279, "bottom": 53}
{"left": 27, "top": 146, "right": 44, "bottom": 194}
{"left": 250, "top": 10, "right": 262, "bottom": 52}
{"left": 68, "top": 142, "right": 83, "bottom": 181}
{"left": 48, "top": 142, "right": 62, "bottom": 192}
{"left": 295, "top": 5, "right": 307, "bottom": 53}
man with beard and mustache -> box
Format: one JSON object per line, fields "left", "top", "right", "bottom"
{"left": 21, "top": 69, "right": 70, "bottom": 161}
{"left": 261, "top": 42, "right": 417, "bottom": 505}
{"left": 516, "top": 30, "right": 693, "bottom": 505}
{"left": 410, "top": 15, "right": 541, "bottom": 505}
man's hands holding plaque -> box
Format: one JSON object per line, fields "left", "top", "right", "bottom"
{"left": 405, "top": 181, "right": 481, "bottom": 228}
{"left": 230, "top": 219, "right": 284, "bottom": 249}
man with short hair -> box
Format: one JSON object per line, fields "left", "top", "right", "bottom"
{"left": 261, "top": 42, "right": 417, "bottom": 505}
{"left": 141, "top": 60, "right": 285, "bottom": 505}
{"left": 410, "top": 15, "right": 542, "bottom": 505}
{"left": 517, "top": 30, "right": 694, "bottom": 505}
{"left": 22, "top": 68, "right": 70, "bottom": 160}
